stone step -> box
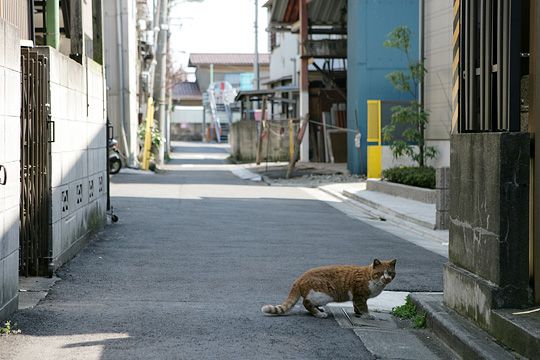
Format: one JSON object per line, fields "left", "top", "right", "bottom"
{"left": 410, "top": 293, "right": 524, "bottom": 360}
{"left": 491, "top": 308, "right": 540, "bottom": 360}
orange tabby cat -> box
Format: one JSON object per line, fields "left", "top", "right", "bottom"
{"left": 261, "top": 259, "right": 396, "bottom": 318}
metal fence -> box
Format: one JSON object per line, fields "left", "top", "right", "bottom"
{"left": 458, "top": 0, "right": 523, "bottom": 132}
{"left": 20, "top": 48, "right": 52, "bottom": 277}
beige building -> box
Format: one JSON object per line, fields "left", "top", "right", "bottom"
{"left": 188, "top": 53, "right": 270, "bottom": 93}
{"left": 423, "top": 0, "right": 453, "bottom": 168}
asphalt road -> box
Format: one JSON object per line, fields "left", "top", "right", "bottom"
{"left": 2, "top": 142, "right": 446, "bottom": 360}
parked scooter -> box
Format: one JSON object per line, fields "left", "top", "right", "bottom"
{"left": 108, "top": 139, "right": 122, "bottom": 174}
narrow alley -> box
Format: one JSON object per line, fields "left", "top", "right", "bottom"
{"left": 1, "top": 142, "right": 448, "bottom": 359}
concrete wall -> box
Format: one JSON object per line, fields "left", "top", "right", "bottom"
{"left": 0, "top": 18, "right": 21, "bottom": 321}
{"left": 347, "top": 0, "right": 419, "bottom": 175}
{"left": 103, "top": 0, "right": 139, "bottom": 166}
{"left": 424, "top": 0, "right": 453, "bottom": 167}
{"left": 444, "top": 133, "right": 530, "bottom": 329}
{"left": 44, "top": 47, "right": 108, "bottom": 269}
{"left": 171, "top": 106, "right": 204, "bottom": 124}
{"left": 381, "top": 142, "right": 450, "bottom": 170}
{"left": 170, "top": 106, "right": 204, "bottom": 141}
{"left": 171, "top": 124, "right": 203, "bottom": 141}
{"left": 229, "top": 120, "right": 290, "bottom": 162}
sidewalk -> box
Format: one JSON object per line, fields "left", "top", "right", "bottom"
{"left": 318, "top": 182, "right": 448, "bottom": 246}
{"left": 242, "top": 162, "right": 538, "bottom": 359}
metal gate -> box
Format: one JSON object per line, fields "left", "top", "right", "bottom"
{"left": 19, "top": 48, "right": 52, "bottom": 277}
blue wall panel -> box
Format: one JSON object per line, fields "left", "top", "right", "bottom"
{"left": 347, "top": 0, "right": 419, "bottom": 174}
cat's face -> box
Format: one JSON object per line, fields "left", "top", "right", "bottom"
{"left": 371, "top": 259, "right": 397, "bottom": 284}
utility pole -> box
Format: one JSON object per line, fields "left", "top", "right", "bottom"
{"left": 254, "top": 0, "right": 260, "bottom": 90}
{"left": 153, "top": 0, "right": 169, "bottom": 165}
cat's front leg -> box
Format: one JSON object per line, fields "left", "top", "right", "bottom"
{"left": 353, "top": 298, "right": 374, "bottom": 320}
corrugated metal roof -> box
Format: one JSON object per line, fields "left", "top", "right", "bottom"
{"left": 172, "top": 82, "right": 202, "bottom": 100}
{"left": 269, "top": 0, "right": 347, "bottom": 26}
{"left": 188, "top": 53, "right": 270, "bottom": 66}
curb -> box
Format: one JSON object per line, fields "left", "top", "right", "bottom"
{"left": 342, "top": 190, "right": 436, "bottom": 230}
{"left": 318, "top": 186, "right": 448, "bottom": 247}
{"left": 410, "top": 293, "right": 521, "bottom": 360}
{"left": 366, "top": 179, "right": 436, "bottom": 204}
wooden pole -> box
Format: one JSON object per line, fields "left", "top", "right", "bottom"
{"left": 299, "top": 0, "right": 310, "bottom": 162}
{"left": 286, "top": 117, "right": 308, "bottom": 179}
{"left": 256, "top": 96, "right": 267, "bottom": 165}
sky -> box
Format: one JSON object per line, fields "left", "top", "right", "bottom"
{"left": 168, "top": 0, "right": 269, "bottom": 69}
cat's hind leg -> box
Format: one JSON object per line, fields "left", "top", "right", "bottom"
{"left": 303, "top": 299, "right": 327, "bottom": 318}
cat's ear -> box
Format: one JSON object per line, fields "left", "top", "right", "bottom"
{"left": 389, "top": 259, "right": 397, "bottom": 267}
{"left": 372, "top": 259, "right": 381, "bottom": 267}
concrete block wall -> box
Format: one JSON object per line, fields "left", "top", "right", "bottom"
{"left": 229, "top": 120, "right": 291, "bottom": 162}
{"left": 42, "top": 47, "right": 108, "bottom": 269}
{"left": 0, "top": 19, "right": 21, "bottom": 320}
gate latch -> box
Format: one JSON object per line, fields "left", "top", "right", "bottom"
{"left": 0, "top": 165, "right": 6, "bottom": 186}
{"left": 46, "top": 103, "right": 55, "bottom": 143}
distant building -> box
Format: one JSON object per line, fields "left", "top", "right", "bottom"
{"left": 188, "top": 53, "right": 270, "bottom": 93}
{"left": 172, "top": 81, "right": 203, "bottom": 107}
{"left": 170, "top": 81, "right": 204, "bottom": 141}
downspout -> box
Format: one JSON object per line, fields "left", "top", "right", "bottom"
{"left": 27, "top": 0, "right": 35, "bottom": 43}
{"left": 254, "top": 0, "right": 260, "bottom": 90}
{"left": 419, "top": 0, "right": 426, "bottom": 167}
{"left": 45, "top": 0, "right": 59, "bottom": 47}
{"left": 116, "top": 0, "right": 130, "bottom": 163}
{"left": 419, "top": 0, "right": 425, "bottom": 107}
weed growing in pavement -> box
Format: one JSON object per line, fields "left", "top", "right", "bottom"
{"left": 391, "top": 296, "right": 427, "bottom": 329}
{"left": 0, "top": 321, "right": 21, "bottom": 335}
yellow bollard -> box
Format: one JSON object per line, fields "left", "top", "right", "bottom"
{"left": 142, "top": 98, "right": 154, "bottom": 170}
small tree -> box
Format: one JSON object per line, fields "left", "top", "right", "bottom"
{"left": 382, "top": 26, "right": 437, "bottom": 167}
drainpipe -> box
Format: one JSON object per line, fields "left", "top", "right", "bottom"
{"left": 45, "top": 0, "right": 59, "bottom": 48}
{"left": 254, "top": 0, "right": 260, "bottom": 90}
{"left": 419, "top": 0, "right": 425, "bottom": 107}
{"left": 28, "top": 0, "right": 35, "bottom": 43}
{"left": 115, "top": 0, "right": 130, "bottom": 164}
{"left": 418, "top": 0, "right": 426, "bottom": 167}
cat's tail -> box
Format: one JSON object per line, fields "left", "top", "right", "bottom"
{"left": 261, "top": 284, "right": 300, "bottom": 315}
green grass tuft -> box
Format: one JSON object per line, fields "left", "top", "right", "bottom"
{"left": 391, "top": 295, "right": 427, "bottom": 329}
{"left": 0, "top": 321, "right": 21, "bottom": 335}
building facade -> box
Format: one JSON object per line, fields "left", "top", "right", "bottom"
{"left": 0, "top": 0, "right": 108, "bottom": 321}
{"left": 103, "top": 0, "right": 140, "bottom": 167}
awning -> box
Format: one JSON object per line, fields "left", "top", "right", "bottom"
{"left": 235, "top": 87, "right": 299, "bottom": 103}
{"left": 268, "top": 0, "right": 347, "bottom": 28}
